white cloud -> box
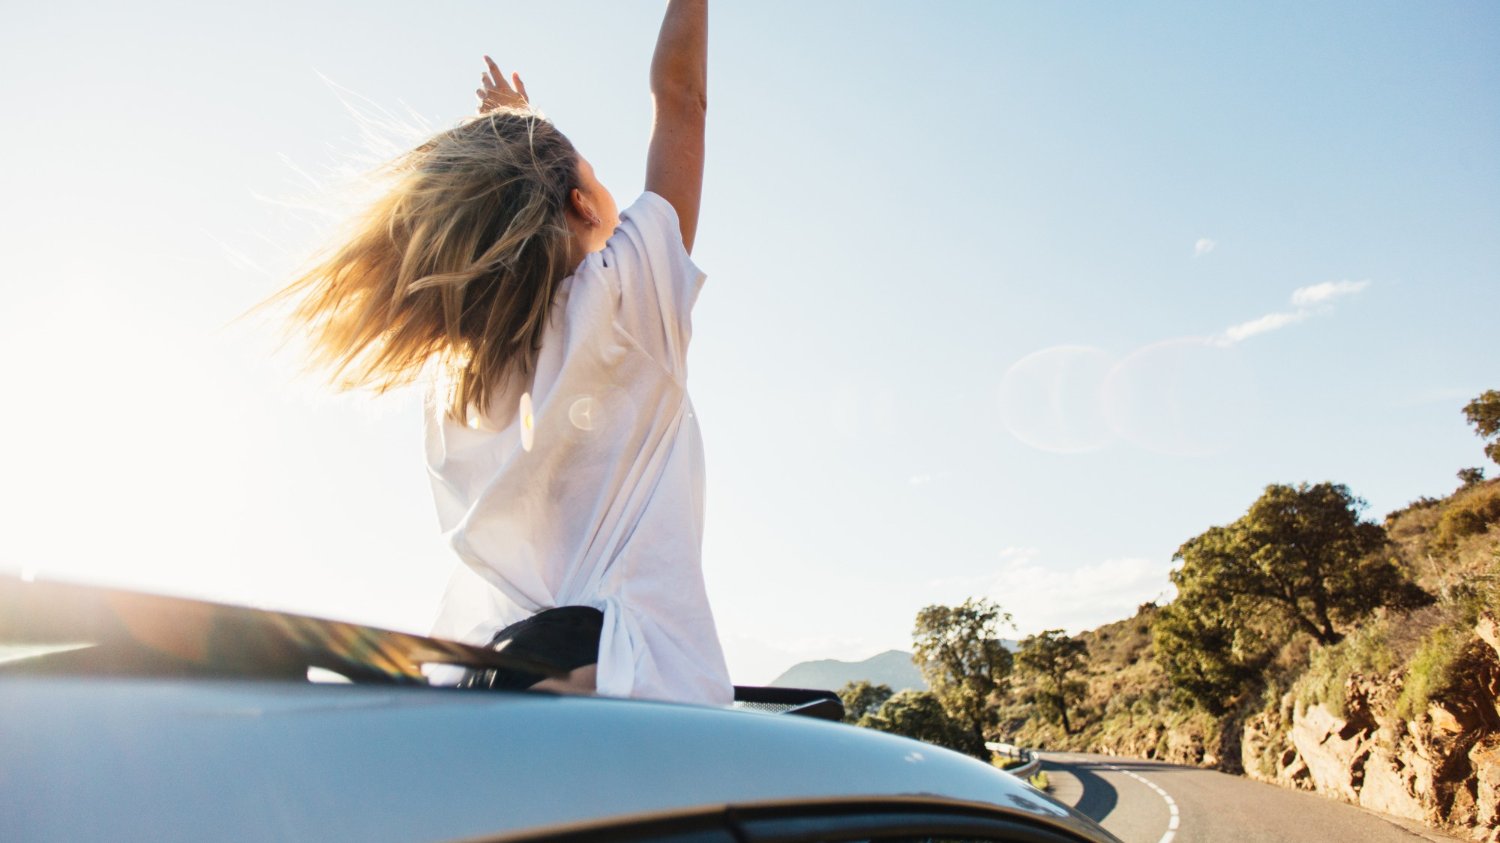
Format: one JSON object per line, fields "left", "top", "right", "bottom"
{"left": 997, "top": 556, "right": 1176, "bottom": 635}
{"left": 1193, "top": 238, "right": 1217, "bottom": 257}
{"left": 1215, "top": 279, "right": 1372, "bottom": 346}
{"left": 1290, "top": 279, "right": 1370, "bottom": 308}
{"left": 908, "top": 470, "right": 953, "bottom": 487}
{"left": 922, "top": 554, "right": 1175, "bottom": 636}
{"left": 1218, "top": 310, "right": 1308, "bottom": 345}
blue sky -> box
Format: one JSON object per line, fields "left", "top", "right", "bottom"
{"left": 2, "top": 1, "right": 1496, "bottom": 683}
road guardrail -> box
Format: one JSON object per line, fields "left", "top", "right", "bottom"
{"left": 986, "top": 741, "right": 1041, "bottom": 780}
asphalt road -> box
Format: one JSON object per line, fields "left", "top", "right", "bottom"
{"left": 1041, "top": 752, "right": 1466, "bottom": 843}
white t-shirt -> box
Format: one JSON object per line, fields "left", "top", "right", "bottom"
{"left": 424, "top": 192, "right": 732, "bottom": 706}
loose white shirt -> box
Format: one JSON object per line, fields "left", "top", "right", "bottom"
{"left": 424, "top": 192, "right": 732, "bottom": 705}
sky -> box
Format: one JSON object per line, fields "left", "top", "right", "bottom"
{"left": 2, "top": 1, "right": 1497, "bottom": 684}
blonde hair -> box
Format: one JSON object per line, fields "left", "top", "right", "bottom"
{"left": 278, "top": 109, "right": 579, "bottom": 420}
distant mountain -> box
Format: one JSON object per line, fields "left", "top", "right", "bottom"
{"left": 769, "top": 649, "right": 927, "bottom": 692}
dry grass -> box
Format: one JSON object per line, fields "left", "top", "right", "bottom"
{"left": 1388, "top": 480, "right": 1500, "bottom": 591}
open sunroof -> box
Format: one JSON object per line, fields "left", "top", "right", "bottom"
{"left": 0, "top": 575, "right": 847, "bottom": 720}
{"left": 0, "top": 575, "right": 568, "bottom": 684}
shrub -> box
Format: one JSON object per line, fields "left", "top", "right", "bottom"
{"left": 837, "top": 680, "right": 893, "bottom": 724}
{"left": 1435, "top": 483, "right": 1500, "bottom": 547}
{"left": 1293, "top": 624, "right": 1395, "bottom": 717}
{"left": 857, "top": 690, "right": 988, "bottom": 759}
{"left": 1396, "top": 622, "right": 1469, "bottom": 719}
{"left": 1385, "top": 496, "right": 1442, "bottom": 530}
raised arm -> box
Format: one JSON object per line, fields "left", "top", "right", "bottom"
{"left": 645, "top": 0, "right": 707, "bottom": 252}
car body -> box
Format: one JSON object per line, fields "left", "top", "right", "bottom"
{"left": 0, "top": 576, "right": 1118, "bottom": 842}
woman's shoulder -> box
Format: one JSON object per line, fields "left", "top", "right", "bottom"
{"left": 562, "top": 192, "right": 678, "bottom": 306}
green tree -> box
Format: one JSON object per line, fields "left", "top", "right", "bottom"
{"left": 837, "top": 680, "right": 894, "bottom": 724}
{"left": 1464, "top": 390, "right": 1500, "bottom": 466}
{"left": 1014, "top": 630, "right": 1088, "bottom": 734}
{"left": 1156, "top": 482, "right": 1428, "bottom": 712}
{"left": 857, "top": 689, "right": 987, "bottom": 758}
{"left": 1180, "top": 483, "right": 1412, "bottom": 645}
{"left": 911, "top": 597, "right": 1014, "bottom": 747}
{"left": 1154, "top": 597, "right": 1269, "bottom": 715}
{"left": 1458, "top": 467, "right": 1486, "bottom": 488}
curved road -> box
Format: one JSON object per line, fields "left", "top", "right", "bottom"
{"left": 1042, "top": 752, "right": 1465, "bottom": 843}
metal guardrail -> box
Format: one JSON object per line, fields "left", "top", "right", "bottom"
{"left": 986, "top": 741, "right": 1041, "bottom": 781}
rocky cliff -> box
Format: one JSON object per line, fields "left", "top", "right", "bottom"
{"left": 1242, "top": 611, "right": 1500, "bottom": 841}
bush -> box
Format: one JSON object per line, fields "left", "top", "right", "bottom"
{"left": 1385, "top": 496, "right": 1442, "bottom": 530}
{"left": 1293, "top": 625, "right": 1396, "bottom": 717}
{"left": 1396, "top": 622, "right": 1469, "bottom": 719}
{"left": 857, "top": 690, "right": 988, "bottom": 759}
{"left": 837, "top": 680, "right": 893, "bottom": 724}
{"left": 1435, "top": 482, "right": 1500, "bottom": 547}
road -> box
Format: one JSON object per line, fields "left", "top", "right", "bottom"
{"left": 1041, "top": 752, "right": 1466, "bottom": 843}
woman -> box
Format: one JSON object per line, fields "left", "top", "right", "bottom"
{"left": 280, "top": 0, "right": 730, "bottom": 704}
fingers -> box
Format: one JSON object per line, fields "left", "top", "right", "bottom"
{"left": 484, "top": 56, "right": 511, "bottom": 91}
{"left": 476, "top": 55, "right": 530, "bottom": 113}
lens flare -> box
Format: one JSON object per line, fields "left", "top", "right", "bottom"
{"left": 519, "top": 392, "right": 535, "bottom": 452}
{"left": 568, "top": 396, "right": 597, "bottom": 431}
{"left": 1101, "top": 338, "right": 1258, "bottom": 456}
{"left": 997, "top": 346, "right": 1115, "bottom": 453}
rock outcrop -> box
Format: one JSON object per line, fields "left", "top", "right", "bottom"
{"left": 1243, "top": 612, "right": 1500, "bottom": 841}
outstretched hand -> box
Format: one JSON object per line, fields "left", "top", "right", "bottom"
{"left": 475, "top": 55, "right": 530, "bottom": 113}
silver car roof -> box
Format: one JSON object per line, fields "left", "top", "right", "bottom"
{"left": 0, "top": 576, "right": 1113, "bottom": 842}
{"left": 1, "top": 676, "right": 1109, "bottom": 842}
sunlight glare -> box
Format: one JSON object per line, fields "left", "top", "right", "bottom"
{"left": 569, "top": 396, "right": 597, "bottom": 431}
{"left": 1101, "top": 338, "right": 1259, "bottom": 457}
{"left": 519, "top": 392, "right": 535, "bottom": 452}
{"left": 998, "top": 346, "right": 1115, "bottom": 453}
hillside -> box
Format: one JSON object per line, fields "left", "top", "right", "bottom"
{"left": 771, "top": 649, "right": 927, "bottom": 692}
{"left": 1000, "top": 602, "right": 1229, "bottom": 766}
{"left": 998, "top": 478, "right": 1500, "bottom": 839}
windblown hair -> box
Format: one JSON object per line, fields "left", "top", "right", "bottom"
{"left": 279, "top": 109, "right": 579, "bottom": 421}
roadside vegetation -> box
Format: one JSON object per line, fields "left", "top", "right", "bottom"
{"left": 838, "top": 391, "right": 1500, "bottom": 834}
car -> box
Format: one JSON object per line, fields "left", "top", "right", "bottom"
{"left": 0, "top": 575, "right": 1119, "bottom": 842}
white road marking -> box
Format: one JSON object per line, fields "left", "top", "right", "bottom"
{"left": 1103, "top": 762, "right": 1180, "bottom": 843}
